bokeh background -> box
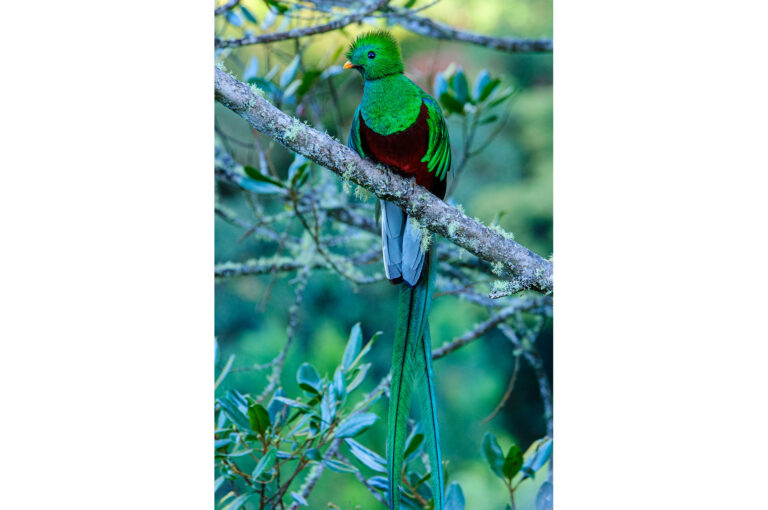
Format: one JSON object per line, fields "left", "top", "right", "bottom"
{"left": 215, "top": 0, "right": 552, "bottom": 507}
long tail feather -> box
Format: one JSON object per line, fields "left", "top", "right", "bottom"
{"left": 387, "top": 245, "right": 442, "bottom": 509}
{"left": 415, "top": 324, "right": 443, "bottom": 509}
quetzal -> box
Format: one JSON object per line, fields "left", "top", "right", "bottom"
{"left": 344, "top": 31, "right": 451, "bottom": 510}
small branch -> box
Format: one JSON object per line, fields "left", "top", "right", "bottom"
{"left": 292, "top": 193, "right": 384, "bottom": 285}
{"left": 214, "top": 67, "right": 553, "bottom": 294}
{"left": 214, "top": 0, "right": 240, "bottom": 16}
{"left": 334, "top": 451, "right": 388, "bottom": 505}
{"left": 432, "top": 297, "right": 550, "bottom": 360}
{"left": 215, "top": 0, "right": 390, "bottom": 48}
{"left": 499, "top": 323, "right": 552, "bottom": 437}
{"left": 255, "top": 253, "right": 313, "bottom": 404}
{"left": 286, "top": 440, "right": 342, "bottom": 510}
{"left": 481, "top": 352, "right": 520, "bottom": 424}
{"left": 214, "top": 248, "right": 381, "bottom": 279}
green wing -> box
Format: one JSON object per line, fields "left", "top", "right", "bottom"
{"left": 348, "top": 105, "right": 365, "bottom": 157}
{"left": 420, "top": 96, "right": 452, "bottom": 181}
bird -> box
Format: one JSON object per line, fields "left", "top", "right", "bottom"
{"left": 344, "top": 30, "right": 451, "bottom": 510}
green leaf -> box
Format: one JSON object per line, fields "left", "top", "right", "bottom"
{"left": 439, "top": 92, "right": 465, "bottom": 115}
{"left": 320, "top": 389, "right": 334, "bottom": 433}
{"left": 291, "top": 492, "right": 309, "bottom": 506}
{"left": 478, "top": 114, "right": 499, "bottom": 126}
{"left": 367, "top": 476, "right": 389, "bottom": 491}
{"left": 267, "top": 388, "right": 288, "bottom": 425}
{"left": 234, "top": 173, "right": 283, "bottom": 194}
{"left": 280, "top": 56, "right": 301, "bottom": 89}
{"left": 264, "top": 0, "right": 289, "bottom": 13}
{"left": 521, "top": 437, "right": 553, "bottom": 479}
{"left": 265, "top": 63, "right": 280, "bottom": 82}
{"left": 488, "top": 87, "right": 515, "bottom": 108}
{"left": 243, "top": 57, "right": 259, "bottom": 82}
{"left": 297, "top": 363, "right": 322, "bottom": 394}
{"left": 334, "top": 412, "right": 378, "bottom": 438}
{"left": 502, "top": 444, "right": 523, "bottom": 480}
{"left": 481, "top": 432, "right": 505, "bottom": 478}
{"left": 323, "top": 458, "right": 358, "bottom": 473}
{"left": 346, "top": 362, "right": 371, "bottom": 392}
{"left": 214, "top": 438, "right": 232, "bottom": 449}
{"left": 288, "top": 155, "right": 310, "bottom": 188}
{"left": 225, "top": 11, "right": 242, "bottom": 27}
{"left": 282, "top": 79, "right": 301, "bottom": 100}
{"left": 433, "top": 73, "right": 449, "bottom": 101}
{"left": 247, "top": 402, "right": 271, "bottom": 435}
{"left": 342, "top": 323, "right": 362, "bottom": 371}
{"left": 444, "top": 482, "right": 465, "bottom": 510}
{"left": 332, "top": 367, "right": 346, "bottom": 402}
{"left": 251, "top": 447, "right": 277, "bottom": 480}
{"left": 451, "top": 67, "right": 469, "bottom": 104}
{"left": 272, "top": 396, "right": 312, "bottom": 411}
{"left": 320, "top": 65, "right": 344, "bottom": 80}
{"left": 404, "top": 432, "right": 424, "bottom": 462}
{"left": 238, "top": 4, "right": 257, "bottom": 23}
{"left": 347, "top": 331, "right": 381, "bottom": 372}
{"left": 472, "top": 69, "right": 490, "bottom": 102}
{"left": 478, "top": 77, "right": 501, "bottom": 102}
{"left": 344, "top": 438, "right": 386, "bottom": 473}
{"left": 287, "top": 413, "right": 312, "bottom": 437}
{"left": 243, "top": 165, "right": 284, "bottom": 188}
{"left": 214, "top": 353, "right": 235, "bottom": 391}
{"left": 217, "top": 393, "right": 252, "bottom": 433}
{"left": 305, "top": 448, "right": 322, "bottom": 461}
{"left": 222, "top": 492, "right": 253, "bottom": 510}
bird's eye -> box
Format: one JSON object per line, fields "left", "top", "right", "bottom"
{"left": 368, "top": 51, "right": 376, "bottom": 59}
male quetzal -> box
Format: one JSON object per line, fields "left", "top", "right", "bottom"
{"left": 344, "top": 31, "right": 451, "bottom": 510}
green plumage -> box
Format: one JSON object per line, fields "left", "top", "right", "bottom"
{"left": 387, "top": 246, "right": 443, "bottom": 510}
{"left": 345, "top": 30, "right": 450, "bottom": 510}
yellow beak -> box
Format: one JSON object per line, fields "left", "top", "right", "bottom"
{"left": 343, "top": 61, "right": 355, "bottom": 69}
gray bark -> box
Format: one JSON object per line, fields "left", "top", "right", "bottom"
{"left": 214, "top": 67, "right": 553, "bottom": 295}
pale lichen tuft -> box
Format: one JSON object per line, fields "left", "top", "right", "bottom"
{"left": 284, "top": 120, "right": 304, "bottom": 143}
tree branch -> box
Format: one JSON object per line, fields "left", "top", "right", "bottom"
{"left": 214, "top": 67, "right": 553, "bottom": 294}
{"left": 286, "top": 439, "right": 342, "bottom": 510}
{"left": 385, "top": 12, "right": 553, "bottom": 53}
{"left": 214, "top": 0, "right": 240, "bottom": 16}
{"left": 431, "top": 296, "right": 551, "bottom": 359}
{"left": 215, "top": 0, "right": 390, "bottom": 48}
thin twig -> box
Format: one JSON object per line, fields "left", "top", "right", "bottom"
{"left": 214, "top": 0, "right": 240, "bottom": 16}
{"left": 334, "top": 451, "right": 388, "bottom": 505}
{"left": 286, "top": 440, "right": 342, "bottom": 510}
{"left": 432, "top": 297, "right": 550, "bottom": 360}
{"left": 499, "top": 323, "right": 552, "bottom": 437}
{"left": 255, "top": 252, "right": 314, "bottom": 404}
{"left": 215, "top": 0, "right": 391, "bottom": 48}
{"left": 481, "top": 352, "right": 521, "bottom": 424}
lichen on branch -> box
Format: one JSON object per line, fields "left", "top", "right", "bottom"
{"left": 214, "top": 67, "right": 553, "bottom": 295}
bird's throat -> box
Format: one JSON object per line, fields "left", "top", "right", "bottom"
{"left": 361, "top": 74, "right": 423, "bottom": 135}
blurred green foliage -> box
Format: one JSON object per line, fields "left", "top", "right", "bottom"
{"left": 215, "top": 0, "right": 552, "bottom": 507}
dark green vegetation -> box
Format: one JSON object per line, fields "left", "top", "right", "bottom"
{"left": 215, "top": 1, "right": 552, "bottom": 508}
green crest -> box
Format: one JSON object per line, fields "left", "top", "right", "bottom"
{"left": 345, "top": 30, "right": 404, "bottom": 80}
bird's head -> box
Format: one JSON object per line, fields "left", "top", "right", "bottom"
{"left": 343, "top": 30, "right": 404, "bottom": 81}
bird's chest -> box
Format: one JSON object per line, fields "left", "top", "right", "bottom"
{"left": 360, "top": 83, "right": 422, "bottom": 135}
{"left": 359, "top": 102, "right": 429, "bottom": 173}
